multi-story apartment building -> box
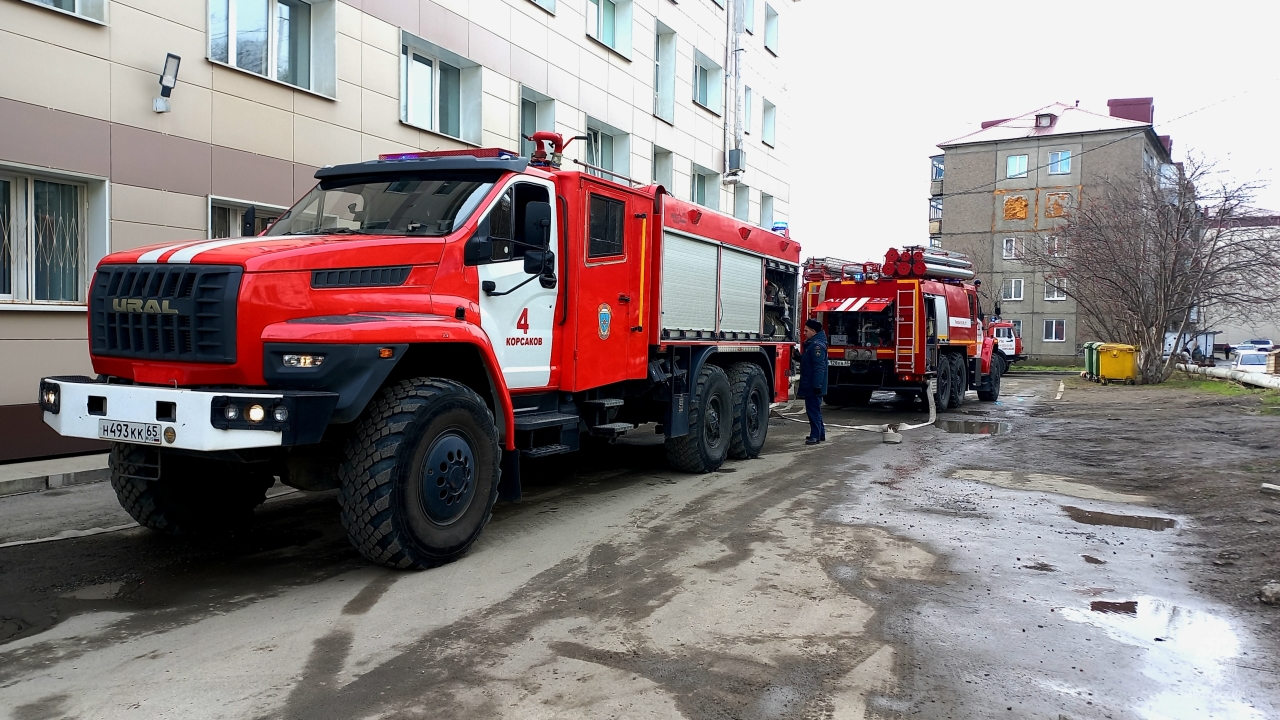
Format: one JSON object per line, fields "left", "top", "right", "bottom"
{"left": 0, "top": 0, "right": 795, "bottom": 462}
{"left": 928, "top": 98, "right": 1172, "bottom": 362}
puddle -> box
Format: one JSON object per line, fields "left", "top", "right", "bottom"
{"left": 1062, "top": 505, "right": 1176, "bottom": 531}
{"left": 1091, "top": 600, "right": 1138, "bottom": 615}
{"left": 950, "top": 469, "right": 1148, "bottom": 504}
{"left": 934, "top": 420, "right": 1011, "bottom": 435}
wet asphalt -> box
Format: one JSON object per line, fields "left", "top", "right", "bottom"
{"left": 0, "top": 376, "right": 1275, "bottom": 719}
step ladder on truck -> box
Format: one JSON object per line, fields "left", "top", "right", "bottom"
{"left": 36, "top": 133, "right": 802, "bottom": 570}
{"left": 802, "top": 247, "right": 1006, "bottom": 410}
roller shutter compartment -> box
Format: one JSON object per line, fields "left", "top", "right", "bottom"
{"left": 718, "top": 248, "right": 763, "bottom": 335}
{"left": 660, "top": 232, "right": 719, "bottom": 333}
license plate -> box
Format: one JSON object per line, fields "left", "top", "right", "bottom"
{"left": 98, "top": 419, "right": 162, "bottom": 445}
{"left": 828, "top": 360, "right": 851, "bottom": 367}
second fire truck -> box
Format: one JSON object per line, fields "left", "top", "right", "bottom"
{"left": 803, "top": 247, "right": 1009, "bottom": 410}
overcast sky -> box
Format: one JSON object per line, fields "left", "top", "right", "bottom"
{"left": 787, "top": 0, "right": 1280, "bottom": 262}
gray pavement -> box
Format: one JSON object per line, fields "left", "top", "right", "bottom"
{"left": 0, "top": 377, "right": 1275, "bottom": 719}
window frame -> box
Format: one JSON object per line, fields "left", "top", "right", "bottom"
{"left": 690, "top": 164, "right": 720, "bottom": 210}
{"left": 402, "top": 46, "right": 462, "bottom": 139}
{"left": 586, "top": 0, "right": 633, "bottom": 57}
{"left": 763, "top": 3, "right": 779, "bottom": 55}
{"left": 526, "top": 0, "right": 555, "bottom": 13}
{"left": 400, "top": 32, "right": 482, "bottom": 145}
{"left": 1006, "top": 154, "right": 1028, "bottom": 179}
{"left": 743, "top": 0, "right": 756, "bottom": 33}
{"left": 19, "top": 0, "right": 107, "bottom": 24}
{"left": 584, "top": 118, "right": 630, "bottom": 181}
{"left": 1010, "top": 319, "right": 1022, "bottom": 336}
{"left": 0, "top": 171, "right": 92, "bottom": 306}
{"left": 653, "top": 22, "right": 677, "bottom": 123}
{"left": 586, "top": 192, "right": 627, "bottom": 262}
{"left": 1044, "top": 235, "right": 1066, "bottom": 257}
{"left": 652, "top": 145, "right": 674, "bottom": 190}
{"left": 692, "top": 50, "right": 724, "bottom": 115}
{"left": 760, "top": 193, "right": 775, "bottom": 229}
{"left": 1048, "top": 150, "right": 1072, "bottom": 175}
{"left": 761, "top": 98, "right": 777, "bottom": 147}
{"left": 1002, "top": 237, "right": 1021, "bottom": 260}
{"left": 1001, "top": 277, "right": 1024, "bottom": 301}
{"left": 209, "top": 0, "right": 318, "bottom": 92}
{"left": 1044, "top": 277, "right": 1067, "bottom": 301}
{"left": 930, "top": 155, "right": 944, "bottom": 181}
{"left": 207, "top": 196, "right": 289, "bottom": 239}
{"left": 733, "top": 183, "right": 750, "bottom": 221}
{"left": 1043, "top": 318, "right": 1066, "bottom": 342}
{"left": 743, "top": 86, "right": 753, "bottom": 134}
{"left": 928, "top": 197, "right": 943, "bottom": 221}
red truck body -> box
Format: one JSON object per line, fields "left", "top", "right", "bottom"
{"left": 40, "top": 140, "right": 802, "bottom": 568}
{"left": 802, "top": 248, "right": 1009, "bottom": 409}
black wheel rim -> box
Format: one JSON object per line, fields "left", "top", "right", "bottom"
{"left": 745, "top": 388, "right": 764, "bottom": 438}
{"left": 705, "top": 394, "right": 724, "bottom": 448}
{"left": 419, "top": 430, "right": 476, "bottom": 526}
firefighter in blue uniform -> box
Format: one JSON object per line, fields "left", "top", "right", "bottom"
{"left": 799, "top": 318, "right": 829, "bottom": 445}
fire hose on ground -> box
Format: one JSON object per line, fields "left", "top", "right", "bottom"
{"left": 770, "top": 379, "right": 938, "bottom": 444}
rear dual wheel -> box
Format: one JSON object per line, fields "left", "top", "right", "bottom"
{"left": 727, "top": 363, "right": 770, "bottom": 459}
{"left": 666, "top": 364, "right": 733, "bottom": 473}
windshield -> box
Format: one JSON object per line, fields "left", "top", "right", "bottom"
{"left": 267, "top": 176, "right": 493, "bottom": 237}
{"left": 1240, "top": 355, "right": 1265, "bottom": 365}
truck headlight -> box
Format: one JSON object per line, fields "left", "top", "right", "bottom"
{"left": 39, "top": 380, "right": 60, "bottom": 414}
{"left": 283, "top": 354, "right": 325, "bottom": 368}
{"left": 246, "top": 404, "right": 266, "bottom": 423}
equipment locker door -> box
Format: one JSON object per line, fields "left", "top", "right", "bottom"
{"left": 572, "top": 183, "right": 644, "bottom": 389}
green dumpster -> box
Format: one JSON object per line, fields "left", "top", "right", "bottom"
{"left": 1083, "top": 342, "right": 1102, "bottom": 381}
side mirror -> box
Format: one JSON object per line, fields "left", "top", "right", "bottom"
{"left": 523, "top": 201, "right": 552, "bottom": 249}
{"left": 524, "top": 249, "right": 553, "bottom": 276}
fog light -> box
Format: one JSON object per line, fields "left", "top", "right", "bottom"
{"left": 272, "top": 405, "right": 289, "bottom": 423}
{"left": 283, "top": 354, "right": 325, "bottom": 368}
{"left": 42, "top": 388, "right": 58, "bottom": 407}
{"left": 247, "top": 404, "right": 265, "bottom": 423}
{"left": 224, "top": 404, "right": 240, "bottom": 421}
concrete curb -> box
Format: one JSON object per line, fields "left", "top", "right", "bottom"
{"left": 0, "top": 454, "right": 110, "bottom": 498}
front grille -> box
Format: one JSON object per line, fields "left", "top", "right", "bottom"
{"left": 90, "top": 264, "right": 241, "bottom": 363}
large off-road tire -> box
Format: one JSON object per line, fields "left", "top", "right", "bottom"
{"left": 933, "top": 355, "right": 953, "bottom": 412}
{"left": 949, "top": 353, "right": 967, "bottom": 408}
{"left": 338, "top": 378, "right": 500, "bottom": 569}
{"left": 665, "top": 364, "right": 733, "bottom": 473}
{"left": 109, "top": 444, "right": 274, "bottom": 535}
{"left": 978, "top": 355, "right": 1004, "bottom": 401}
{"left": 825, "top": 387, "right": 873, "bottom": 407}
{"left": 727, "top": 362, "right": 770, "bottom": 459}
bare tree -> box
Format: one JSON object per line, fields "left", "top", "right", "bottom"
{"left": 1023, "top": 156, "right": 1280, "bottom": 383}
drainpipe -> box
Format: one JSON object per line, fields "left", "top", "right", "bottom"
{"left": 724, "top": 0, "right": 745, "bottom": 184}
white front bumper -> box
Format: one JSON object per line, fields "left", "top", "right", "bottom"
{"left": 43, "top": 379, "right": 284, "bottom": 452}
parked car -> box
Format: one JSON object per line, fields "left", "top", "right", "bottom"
{"left": 1233, "top": 339, "right": 1274, "bottom": 355}
{"left": 1231, "top": 352, "right": 1269, "bottom": 374}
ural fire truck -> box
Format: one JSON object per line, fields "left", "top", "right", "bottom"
{"left": 37, "top": 135, "right": 802, "bottom": 569}
{"left": 802, "top": 247, "right": 1008, "bottom": 410}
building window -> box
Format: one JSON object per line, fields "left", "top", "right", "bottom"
{"left": 0, "top": 173, "right": 101, "bottom": 304}
{"left": 1006, "top": 154, "right": 1028, "bottom": 178}
{"left": 743, "top": 86, "right": 754, "bottom": 134}
{"left": 1002, "top": 237, "right": 1021, "bottom": 259}
{"left": 1001, "top": 278, "right": 1023, "bottom": 301}
{"left": 1048, "top": 150, "right": 1071, "bottom": 175}
{"left": 24, "top": 0, "right": 107, "bottom": 22}
{"left": 1043, "top": 319, "right": 1066, "bottom": 342}
{"left": 653, "top": 22, "right": 677, "bottom": 123}
{"left": 210, "top": 199, "right": 285, "bottom": 239}
{"left": 1045, "top": 277, "right": 1067, "bottom": 301}
{"left": 743, "top": 0, "right": 756, "bottom": 33}
{"left": 764, "top": 3, "right": 780, "bottom": 54}
{"left": 588, "top": 195, "right": 626, "bottom": 258}
{"left": 210, "top": 0, "right": 333, "bottom": 93}
{"left": 585, "top": 118, "right": 630, "bottom": 180}
{"left": 929, "top": 235, "right": 942, "bottom": 248}
{"left": 652, "top": 145, "right": 674, "bottom": 189}
{"left": 519, "top": 87, "right": 555, "bottom": 158}
{"left": 1009, "top": 319, "right": 1022, "bottom": 335}
{"left": 930, "top": 155, "right": 944, "bottom": 181}
{"left": 693, "top": 50, "right": 724, "bottom": 114}
{"left": 691, "top": 165, "right": 719, "bottom": 210}
{"left": 586, "top": 0, "right": 632, "bottom": 56}
{"left": 402, "top": 33, "right": 481, "bottom": 143}
{"left": 527, "top": 0, "right": 555, "bottom": 12}
{"left": 928, "top": 198, "right": 943, "bottom": 221}
{"left": 734, "top": 183, "right": 750, "bottom": 220}
{"left": 1044, "top": 235, "right": 1066, "bottom": 257}
{"left": 760, "top": 193, "right": 775, "bottom": 229}
{"left": 761, "top": 99, "right": 777, "bottom": 147}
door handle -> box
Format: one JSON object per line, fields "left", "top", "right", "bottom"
{"left": 618, "top": 294, "right": 631, "bottom": 303}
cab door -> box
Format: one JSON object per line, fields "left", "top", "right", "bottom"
{"left": 571, "top": 182, "right": 645, "bottom": 390}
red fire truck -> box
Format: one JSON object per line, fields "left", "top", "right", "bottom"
{"left": 37, "top": 135, "right": 802, "bottom": 569}
{"left": 802, "top": 247, "right": 1007, "bottom": 410}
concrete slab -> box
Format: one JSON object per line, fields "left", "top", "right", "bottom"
{"left": 0, "top": 453, "right": 110, "bottom": 497}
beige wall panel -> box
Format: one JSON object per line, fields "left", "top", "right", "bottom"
{"left": 335, "top": 33, "right": 363, "bottom": 85}
{"left": 110, "top": 219, "right": 204, "bottom": 253}
{"left": 360, "top": 44, "right": 400, "bottom": 99}
{"left": 430, "top": 0, "right": 468, "bottom": 18}
{"left": 546, "top": 65, "right": 579, "bottom": 108}
{"left": 0, "top": 339, "right": 93, "bottom": 405}
{"left": 211, "top": 66, "right": 296, "bottom": 112}
{"left": 578, "top": 50, "right": 608, "bottom": 93}
{"left": 113, "top": 0, "right": 207, "bottom": 32}
{"left": 111, "top": 183, "right": 207, "bottom": 231}
{"left": 109, "top": 2, "right": 214, "bottom": 89}
{"left": 605, "top": 93, "right": 632, "bottom": 133}
{"left": 418, "top": 2, "right": 469, "bottom": 58}
{"left": 545, "top": 30, "right": 579, "bottom": 74}
{"left": 294, "top": 116, "right": 363, "bottom": 168}
{"left": 211, "top": 92, "right": 295, "bottom": 161}
{"left": 510, "top": 46, "right": 548, "bottom": 96}
{"left": 0, "top": 29, "right": 111, "bottom": 120}
{"left": 0, "top": 98, "right": 111, "bottom": 177}
{"left": 359, "top": 88, "right": 421, "bottom": 146}
{"left": 467, "top": 0, "right": 511, "bottom": 38}
{"left": 295, "top": 80, "right": 362, "bottom": 132}
{"left": 579, "top": 82, "right": 607, "bottom": 121}
{"left": 361, "top": 134, "right": 417, "bottom": 160}
{"left": 480, "top": 92, "right": 512, "bottom": 138}
{"left": 111, "top": 125, "right": 212, "bottom": 196}
{"left": 109, "top": 63, "right": 213, "bottom": 144}
{"left": 0, "top": 0, "right": 110, "bottom": 59}
{"left": 359, "top": 8, "right": 401, "bottom": 54}
{"left": 509, "top": 7, "right": 548, "bottom": 57}
{"left": 481, "top": 67, "right": 515, "bottom": 104}
{"left": 468, "top": 23, "right": 510, "bottom": 77}
{"left": 607, "top": 64, "right": 636, "bottom": 104}
{"left": 210, "top": 146, "right": 298, "bottom": 208}
{"left": 0, "top": 311, "right": 88, "bottom": 340}
{"left": 294, "top": 163, "right": 320, "bottom": 198}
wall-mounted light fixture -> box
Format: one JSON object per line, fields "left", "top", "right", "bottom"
{"left": 153, "top": 53, "right": 182, "bottom": 113}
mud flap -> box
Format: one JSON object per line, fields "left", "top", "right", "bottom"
{"left": 498, "top": 448, "right": 522, "bottom": 503}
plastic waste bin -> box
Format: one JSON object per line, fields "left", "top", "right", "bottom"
{"left": 1082, "top": 342, "right": 1101, "bottom": 381}
{"left": 1097, "top": 343, "right": 1138, "bottom": 385}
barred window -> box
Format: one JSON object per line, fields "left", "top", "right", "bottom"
{"left": 1, "top": 173, "right": 87, "bottom": 304}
